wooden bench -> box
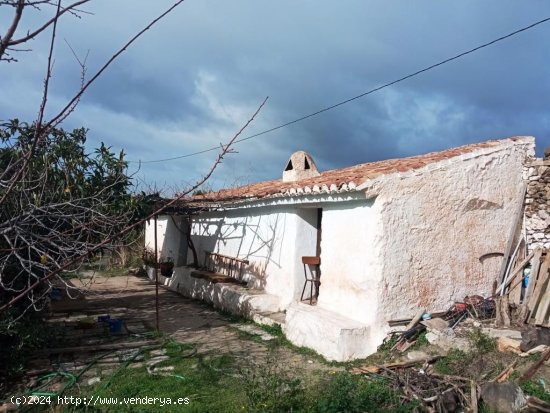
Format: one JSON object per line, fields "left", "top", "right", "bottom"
{"left": 191, "top": 252, "right": 249, "bottom": 285}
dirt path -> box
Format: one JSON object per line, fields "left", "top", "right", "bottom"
{"left": 53, "top": 274, "right": 332, "bottom": 372}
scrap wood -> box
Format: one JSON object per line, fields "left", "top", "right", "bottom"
{"left": 388, "top": 311, "right": 447, "bottom": 327}
{"left": 495, "top": 296, "right": 511, "bottom": 327}
{"left": 534, "top": 290, "right": 550, "bottom": 326}
{"left": 524, "top": 249, "right": 544, "bottom": 305}
{"left": 509, "top": 241, "right": 526, "bottom": 305}
{"left": 373, "top": 364, "right": 472, "bottom": 411}
{"left": 405, "top": 309, "right": 426, "bottom": 331}
{"left": 391, "top": 324, "right": 426, "bottom": 352}
{"left": 519, "top": 346, "right": 550, "bottom": 384}
{"left": 497, "top": 183, "right": 527, "bottom": 285}
{"left": 471, "top": 380, "right": 478, "bottom": 413}
{"left": 498, "top": 250, "right": 536, "bottom": 295}
{"left": 528, "top": 253, "right": 550, "bottom": 318}
{"left": 37, "top": 339, "right": 161, "bottom": 355}
{"left": 493, "top": 360, "right": 518, "bottom": 383}
{"left": 526, "top": 396, "right": 550, "bottom": 413}
{"left": 378, "top": 366, "right": 430, "bottom": 410}
{"left": 512, "top": 303, "right": 529, "bottom": 326}
{"left": 350, "top": 356, "right": 442, "bottom": 375}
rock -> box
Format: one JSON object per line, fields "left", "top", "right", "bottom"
{"left": 0, "top": 404, "right": 17, "bottom": 413}
{"left": 406, "top": 350, "right": 429, "bottom": 361}
{"left": 520, "top": 326, "right": 550, "bottom": 352}
{"left": 234, "top": 324, "right": 276, "bottom": 341}
{"left": 425, "top": 328, "right": 470, "bottom": 352}
{"left": 496, "top": 337, "right": 522, "bottom": 354}
{"left": 480, "top": 382, "right": 527, "bottom": 413}
{"left": 520, "top": 344, "right": 549, "bottom": 357}
{"left": 482, "top": 328, "right": 522, "bottom": 340}
{"left": 421, "top": 317, "right": 448, "bottom": 332}
{"left": 87, "top": 377, "right": 101, "bottom": 385}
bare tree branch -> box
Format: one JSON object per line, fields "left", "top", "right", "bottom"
{"left": 0, "top": 0, "right": 91, "bottom": 60}
{"left": 0, "top": 97, "right": 269, "bottom": 312}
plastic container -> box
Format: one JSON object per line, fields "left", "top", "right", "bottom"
{"left": 108, "top": 318, "right": 123, "bottom": 333}
{"left": 50, "top": 288, "right": 63, "bottom": 301}
{"left": 97, "top": 314, "right": 110, "bottom": 323}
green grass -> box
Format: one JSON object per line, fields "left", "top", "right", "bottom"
{"left": 255, "top": 322, "right": 345, "bottom": 367}
{"left": 520, "top": 379, "right": 550, "bottom": 402}
{"left": 434, "top": 349, "right": 467, "bottom": 375}
{"left": 53, "top": 337, "right": 419, "bottom": 413}
{"left": 467, "top": 328, "right": 496, "bottom": 353}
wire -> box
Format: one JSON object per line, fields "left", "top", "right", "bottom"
{"left": 131, "top": 16, "right": 550, "bottom": 164}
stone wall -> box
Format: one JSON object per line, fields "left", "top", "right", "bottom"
{"left": 524, "top": 159, "right": 550, "bottom": 252}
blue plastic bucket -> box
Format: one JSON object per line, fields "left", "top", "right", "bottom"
{"left": 108, "top": 318, "right": 123, "bottom": 333}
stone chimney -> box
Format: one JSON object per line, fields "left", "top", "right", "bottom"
{"left": 282, "top": 151, "right": 320, "bottom": 182}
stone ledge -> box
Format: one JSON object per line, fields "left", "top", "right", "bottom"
{"left": 148, "top": 266, "right": 282, "bottom": 316}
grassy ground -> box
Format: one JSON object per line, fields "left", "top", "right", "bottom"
{"left": 50, "top": 336, "right": 417, "bottom": 413}
{"left": 16, "top": 322, "right": 550, "bottom": 413}
{"left": 10, "top": 271, "right": 550, "bottom": 413}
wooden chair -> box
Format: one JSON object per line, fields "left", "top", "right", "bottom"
{"left": 301, "top": 256, "right": 321, "bottom": 305}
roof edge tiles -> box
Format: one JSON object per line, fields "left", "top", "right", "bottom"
{"left": 192, "top": 136, "right": 534, "bottom": 204}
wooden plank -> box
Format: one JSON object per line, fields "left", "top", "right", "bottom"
{"left": 534, "top": 291, "right": 550, "bottom": 325}
{"left": 496, "top": 296, "right": 511, "bottom": 327}
{"left": 405, "top": 309, "right": 426, "bottom": 331}
{"left": 501, "top": 238, "right": 524, "bottom": 295}
{"left": 471, "top": 381, "right": 478, "bottom": 413}
{"left": 350, "top": 356, "right": 442, "bottom": 375}
{"left": 528, "top": 253, "right": 550, "bottom": 317}
{"left": 519, "top": 347, "right": 550, "bottom": 383}
{"left": 509, "top": 240, "right": 526, "bottom": 304}
{"left": 497, "top": 249, "right": 536, "bottom": 295}
{"left": 524, "top": 249, "right": 543, "bottom": 304}
{"left": 498, "top": 183, "right": 527, "bottom": 284}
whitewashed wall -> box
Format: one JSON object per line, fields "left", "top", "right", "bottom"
{"left": 189, "top": 206, "right": 319, "bottom": 307}
{"left": 371, "top": 139, "right": 534, "bottom": 335}
{"left": 316, "top": 200, "right": 383, "bottom": 322}
{"left": 144, "top": 216, "right": 188, "bottom": 266}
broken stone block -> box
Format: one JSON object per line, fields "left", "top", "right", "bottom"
{"left": 87, "top": 377, "right": 101, "bottom": 386}
{"left": 420, "top": 317, "right": 448, "bottom": 332}
{"left": 425, "top": 328, "right": 470, "bottom": 352}
{"left": 520, "top": 344, "right": 549, "bottom": 357}
{"left": 496, "top": 337, "right": 522, "bottom": 354}
{"left": 482, "top": 328, "right": 522, "bottom": 340}
{"left": 406, "top": 350, "right": 430, "bottom": 361}
{"left": 480, "top": 382, "right": 527, "bottom": 413}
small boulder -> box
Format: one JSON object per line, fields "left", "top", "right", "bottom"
{"left": 480, "top": 382, "right": 527, "bottom": 413}
{"left": 520, "top": 326, "right": 550, "bottom": 352}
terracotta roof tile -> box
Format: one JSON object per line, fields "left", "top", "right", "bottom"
{"left": 194, "top": 137, "right": 527, "bottom": 203}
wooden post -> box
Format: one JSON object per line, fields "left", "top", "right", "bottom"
{"left": 498, "top": 184, "right": 527, "bottom": 284}
{"left": 154, "top": 214, "right": 160, "bottom": 333}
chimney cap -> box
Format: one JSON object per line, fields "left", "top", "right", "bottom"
{"left": 282, "top": 151, "right": 320, "bottom": 182}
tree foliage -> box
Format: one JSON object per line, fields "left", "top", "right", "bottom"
{"left": 0, "top": 119, "right": 137, "bottom": 318}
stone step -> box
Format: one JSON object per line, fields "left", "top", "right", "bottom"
{"left": 284, "top": 303, "right": 373, "bottom": 362}
{"left": 252, "top": 311, "right": 286, "bottom": 328}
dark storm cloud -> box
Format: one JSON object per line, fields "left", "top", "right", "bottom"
{"left": 1, "top": 0, "right": 549, "bottom": 191}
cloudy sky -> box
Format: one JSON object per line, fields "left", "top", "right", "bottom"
{"left": 1, "top": 1, "right": 549, "bottom": 193}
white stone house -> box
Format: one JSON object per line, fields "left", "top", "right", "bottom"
{"left": 145, "top": 136, "right": 534, "bottom": 361}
